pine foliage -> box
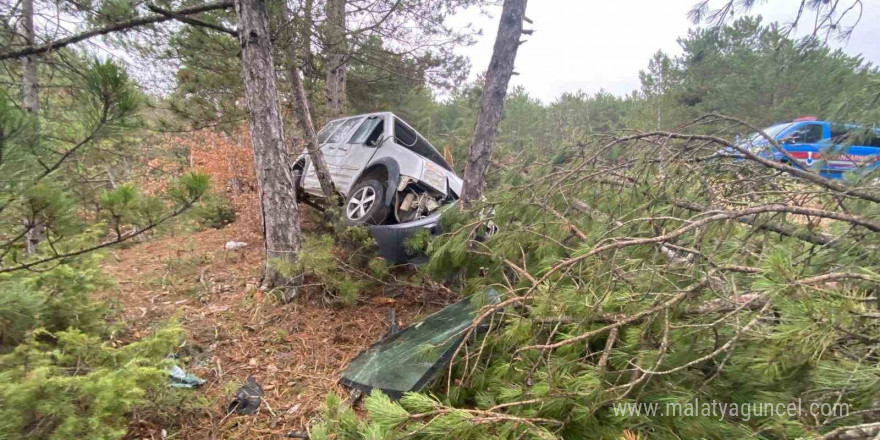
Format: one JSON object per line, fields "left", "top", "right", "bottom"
{"left": 0, "top": 51, "right": 209, "bottom": 440}
{"left": 0, "top": 324, "right": 183, "bottom": 440}
{"left": 315, "top": 111, "right": 879, "bottom": 439}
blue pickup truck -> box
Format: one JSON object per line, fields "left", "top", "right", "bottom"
{"left": 738, "top": 117, "right": 880, "bottom": 179}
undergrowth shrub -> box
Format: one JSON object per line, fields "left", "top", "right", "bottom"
{"left": 337, "top": 225, "right": 382, "bottom": 268}
{"left": 403, "top": 228, "right": 431, "bottom": 256}
{"left": 0, "top": 325, "right": 182, "bottom": 440}
{"left": 0, "top": 258, "right": 187, "bottom": 440}
{"left": 0, "top": 56, "right": 210, "bottom": 440}
{"left": 309, "top": 393, "right": 362, "bottom": 440}
{"left": 0, "top": 256, "right": 109, "bottom": 347}
{"left": 275, "top": 227, "right": 389, "bottom": 305}
{"left": 0, "top": 285, "right": 41, "bottom": 347}
{"left": 189, "top": 193, "right": 236, "bottom": 229}
{"left": 299, "top": 234, "right": 367, "bottom": 305}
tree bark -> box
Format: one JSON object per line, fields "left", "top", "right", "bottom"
{"left": 461, "top": 0, "right": 527, "bottom": 207}
{"left": 283, "top": 5, "right": 335, "bottom": 198}
{"left": 299, "top": 0, "right": 314, "bottom": 75}
{"left": 21, "top": 0, "right": 44, "bottom": 255}
{"left": 323, "top": 0, "right": 347, "bottom": 116}
{"left": 234, "top": 0, "right": 302, "bottom": 296}
{"left": 21, "top": 0, "right": 38, "bottom": 117}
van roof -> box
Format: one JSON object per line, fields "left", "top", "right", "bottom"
{"left": 329, "top": 112, "right": 452, "bottom": 171}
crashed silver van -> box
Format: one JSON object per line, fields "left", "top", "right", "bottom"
{"left": 291, "top": 112, "right": 462, "bottom": 227}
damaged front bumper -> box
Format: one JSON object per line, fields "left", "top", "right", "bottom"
{"left": 370, "top": 201, "right": 498, "bottom": 265}
{"left": 369, "top": 208, "right": 445, "bottom": 265}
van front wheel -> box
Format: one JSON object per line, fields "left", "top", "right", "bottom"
{"left": 344, "top": 179, "right": 389, "bottom": 226}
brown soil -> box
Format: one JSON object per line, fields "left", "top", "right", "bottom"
{"left": 101, "top": 208, "right": 447, "bottom": 439}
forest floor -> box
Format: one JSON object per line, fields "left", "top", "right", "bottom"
{"left": 98, "top": 201, "right": 448, "bottom": 439}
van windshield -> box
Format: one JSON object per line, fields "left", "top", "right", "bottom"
{"left": 326, "top": 118, "right": 363, "bottom": 144}
{"left": 317, "top": 119, "right": 345, "bottom": 144}
{"left": 747, "top": 123, "right": 793, "bottom": 143}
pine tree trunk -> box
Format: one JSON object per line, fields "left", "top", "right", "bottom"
{"left": 291, "top": 66, "right": 336, "bottom": 198}
{"left": 324, "top": 0, "right": 347, "bottom": 116}
{"left": 22, "top": 0, "right": 44, "bottom": 255}
{"left": 299, "top": 0, "right": 313, "bottom": 75}
{"left": 234, "top": 0, "right": 302, "bottom": 297}
{"left": 21, "top": 0, "right": 38, "bottom": 117}
{"left": 284, "top": 5, "right": 335, "bottom": 199}
{"left": 461, "top": 0, "right": 527, "bottom": 207}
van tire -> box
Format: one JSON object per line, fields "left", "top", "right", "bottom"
{"left": 344, "top": 179, "right": 389, "bottom": 226}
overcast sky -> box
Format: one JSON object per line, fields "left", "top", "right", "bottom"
{"left": 450, "top": 0, "right": 880, "bottom": 103}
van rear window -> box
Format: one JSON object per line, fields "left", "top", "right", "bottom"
{"left": 393, "top": 118, "right": 452, "bottom": 171}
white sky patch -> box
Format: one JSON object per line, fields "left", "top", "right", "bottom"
{"left": 450, "top": 0, "right": 880, "bottom": 103}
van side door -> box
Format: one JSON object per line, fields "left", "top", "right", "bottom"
{"left": 330, "top": 115, "right": 387, "bottom": 195}
{"left": 302, "top": 116, "right": 363, "bottom": 197}
{"left": 779, "top": 122, "right": 827, "bottom": 167}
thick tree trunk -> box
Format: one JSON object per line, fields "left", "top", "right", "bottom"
{"left": 234, "top": 0, "right": 302, "bottom": 297}
{"left": 461, "top": 0, "right": 527, "bottom": 207}
{"left": 323, "top": 0, "right": 347, "bottom": 116}
{"left": 283, "top": 5, "right": 335, "bottom": 199}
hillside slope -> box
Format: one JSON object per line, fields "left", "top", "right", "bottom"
{"left": 99, "top": 214, "right": 442, "bottom": 439}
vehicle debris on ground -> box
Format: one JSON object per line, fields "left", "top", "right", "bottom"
{"left": 167, "top": 364, "right": 206, "bottom": 389}
{"left": 224, "top": 241, "right": 248, "bottom": 251}
{"left": 338, "top": 289, "right": 499, "bottom": 399}
{"left": 227, "top": 375, "right": 264, "bottom": 415}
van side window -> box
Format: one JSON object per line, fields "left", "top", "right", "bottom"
{"left": 787, "top": 124, "right": 824, "bottom": 143}
{"left": 393, "top": 118, "right": 454, "bottom": 171}
{"left": 365, "top": 121, "right": 384, "bottom": 146}
{"left": 829, "top": 126, "right": 880, "bottom": 147}
{"left": 829, "top": 123, "right": 850, "bottom": 141}
{"left": 847, "top": 130, "right": 880, "bottom": 147}
{"left": 394, "top": 119, "right": 418, "bottom": 147}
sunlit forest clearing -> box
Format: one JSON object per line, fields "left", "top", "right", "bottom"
{"left": 1, "top": 0, "right": 879, "bottom": 439}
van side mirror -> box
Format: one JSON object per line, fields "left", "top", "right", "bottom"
{"left": 367, "top": 135, "right": 387, "bottom": 148}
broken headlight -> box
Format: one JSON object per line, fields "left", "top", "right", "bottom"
{"left": 419, "top": 161, "right": 447, "bottom": 193}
